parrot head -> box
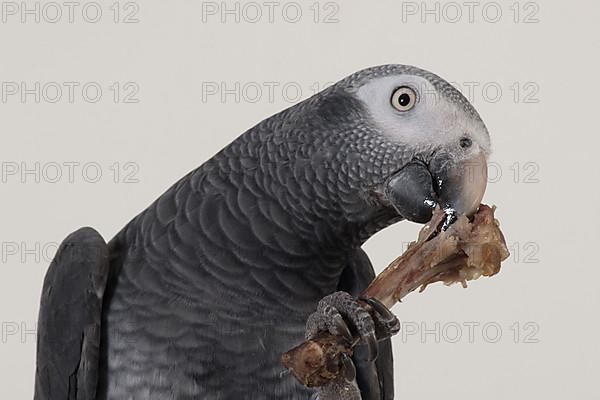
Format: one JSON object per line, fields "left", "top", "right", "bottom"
{"left": 348, "top": 65, "right": 490, "bottom": 224}
{"left": 285, "top": 64, "right": 490, "bottom": 234}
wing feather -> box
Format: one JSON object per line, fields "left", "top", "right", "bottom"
{"left": 34, "top": 227, "right": 109, "bottom": 400}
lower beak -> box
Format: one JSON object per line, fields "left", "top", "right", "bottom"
{"left": 384, "top": 152, "right": 488, "bottom": 223}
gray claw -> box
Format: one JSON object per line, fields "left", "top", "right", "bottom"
{"left": 332, "top": 313, "right": 354, "bottom": 343}
{"left": 341, "top": 353, "right": 356, "bottom": 382}
{"left": 361, "top": 297, "right": 401, "bottom": 335}
{"left": 364, "top": 332, "right": 378, "bottom": 362}
{"left": 361, "top": 297, "right": 393, "bottom": 320}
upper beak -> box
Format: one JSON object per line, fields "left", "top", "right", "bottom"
{"left": 384, "top": 152, "right": 488, "bottom": 223}
{"left": 430, "top": 152, "right": 488, "bottom": 217}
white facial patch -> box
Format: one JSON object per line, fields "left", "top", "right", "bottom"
{"left": 355, "top": 75, "right": 491, "bottom": 158}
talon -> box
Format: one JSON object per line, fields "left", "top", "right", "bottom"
{"left": 332, "top": 313, "right": 353, "bottom": 343}
{"left": 387, "top": 320, "right": 401, "bottom": 336}
{"left": 364, "top": 332, "right": 378, "bottom": 362}
{"left": 341, "top": 353, "right": 356, "bottom": 382}
{"left": 361, "top": 296, "right": 401, "bottom": 335}
{"left": 361, "top": 297, "right": 393, "bottom": 320}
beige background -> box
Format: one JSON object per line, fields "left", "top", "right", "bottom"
{"left": 0, "top": 0, "right": 598, "bottom": 398}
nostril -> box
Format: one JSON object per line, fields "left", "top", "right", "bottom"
{"left": 459, "top": 137, "right": 472, "bottom": 149}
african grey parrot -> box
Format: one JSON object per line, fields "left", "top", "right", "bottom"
{"left": 34, "top": 64, "right": 490, "bottom": 400}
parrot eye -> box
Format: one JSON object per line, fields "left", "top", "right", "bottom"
{"left": 460, "top": 137, "right": 473, "bottom": 148}
{"left": 391, "top": 86, "right": 417, "bottom": 112}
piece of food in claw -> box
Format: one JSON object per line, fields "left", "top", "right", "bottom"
{"left": 280, "top": 334, "right": 353, "bottom": 388}
{"left": 281, "top": 204, "right": 510, "bottom": 387}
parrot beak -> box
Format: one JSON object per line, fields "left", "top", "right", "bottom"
{"left": 430, "top": 152, "right": 488, "bottom": 218}
{"left": 384, "top": 152, "right": 488, "bottom": 224}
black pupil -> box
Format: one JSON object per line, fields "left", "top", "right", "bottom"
{"left": 460, "top": 138, "right": 473, "bottom": 148}
{"left": 399, "top": 93, "right": 411, "bottom": 107}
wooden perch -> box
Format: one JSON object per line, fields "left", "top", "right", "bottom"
{"left": 281, "top": 204, "right": 510, "bottom": 388}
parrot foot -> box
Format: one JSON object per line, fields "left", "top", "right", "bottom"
{"left": 305, "top": 291, "right": 399, "bottom": 364}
